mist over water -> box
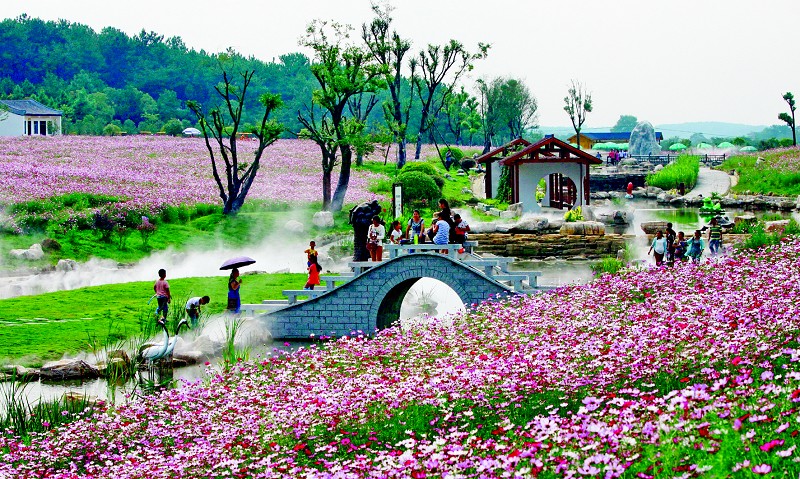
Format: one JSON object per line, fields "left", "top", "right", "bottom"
{"left": 0, "top": 231, "right": 352, "bottom": 299}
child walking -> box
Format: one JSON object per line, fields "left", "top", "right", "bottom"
{"left": 304, "top": 256, "right": 322, "bottom": 290}
{"left": 153, "top": 268, "right": 171, "bottom": 321}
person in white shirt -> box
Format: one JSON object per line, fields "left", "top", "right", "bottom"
{"left": 185, "top": 295, "right": 210, "bottom": 327}
{"left": 389, "top": 220, "right": 403, "bottom": 244}
{"left": 367, "top": 215, "right": 386, "bottom": 261}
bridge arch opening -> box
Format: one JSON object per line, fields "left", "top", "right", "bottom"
{"left": 376, "top": 277, "right": 466, "bottom": 330}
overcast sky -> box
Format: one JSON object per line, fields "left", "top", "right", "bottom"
{"left": 3, "top": 0, "right": 798, "bottom": 128}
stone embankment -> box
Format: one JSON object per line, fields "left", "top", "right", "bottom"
{"left": 471, "top": 232, "right": 629, "bottom": 260}
{"left": 592, "top": 186, "right": 800, "bottom": 211}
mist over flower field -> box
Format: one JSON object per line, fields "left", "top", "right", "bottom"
{"left": 2, "top": 237, "right": 800, "bottom": 477}
{"left": 0, "top": 136, "right": 389, "bottom": 210}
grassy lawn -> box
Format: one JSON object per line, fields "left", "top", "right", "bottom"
{"left": 0, "top": 273, "right": 305, "bottom": 367}
{"left": 720, "top": 147, "right": 800, "bottom": 196}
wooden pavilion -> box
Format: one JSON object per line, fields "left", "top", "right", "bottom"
{"left": 475, "top": 136, "right": 602, "bottom": 211}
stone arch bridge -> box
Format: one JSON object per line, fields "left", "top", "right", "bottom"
{"left": 257, "top": 253, "right": 529, "bottom": 339}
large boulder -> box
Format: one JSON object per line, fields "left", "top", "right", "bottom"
{"left": 629, "top": 121, "right": 660, "bottom": 156}
{"left": 39, "top": 359, "right": 100, "bottom": 381}
{"left": 9, "top": 243, "right": 44, "bottom": 260}
{"left": 507, "top": 216, "right": 549, "bottom": 233}
{"left": 56, "top": 259, "right": 78, "bottom": 272}
{"left": 312, "top": 211, "right": 334, "bottom": 228}
{"left": 559, "top": 221, "right": 605, "bottom": 236}
{"left": 640, "top": 221, "right": 669, "bottom": 235}
{"left": 284, "top": 220, "right": 305, "bottom": 234}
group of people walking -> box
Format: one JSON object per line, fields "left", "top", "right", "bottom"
{"left": 648, "top": 219, "right": 723, "bottom": 266}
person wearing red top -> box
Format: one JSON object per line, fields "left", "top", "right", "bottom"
{"left": 305, "top": 256, "right": 322, "bottom": 290}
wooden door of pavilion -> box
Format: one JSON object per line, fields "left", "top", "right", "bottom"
{"left": 548, "top": 173, "right": 577, "bottom": 210}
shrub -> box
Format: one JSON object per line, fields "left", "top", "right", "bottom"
{"left": 163, "top": 119, "right": 184, "bottom": 136}
{"left": 396, "top": 171, "right": 441, "bottom": 206}
{"left": 646, "top": 155, "right": 700, "bottom": 190}
{"left": 564, "top": 206, "right": 584, "bottom": 222}
{"left": 102, "top": 124, "right": 123, "bottom": 136}
{"left": 399, "top": 162, "right": 445, "bottom": 188}
{"left": 92, "top": 212, "right": 115, "bottom": 242}
{"left": 441, "top": 146, "right": 465, "bottom": 162}
{"left": 400, "top": 162, "right": 441, "bottom": 176}
{"left": 460, "top": 158, "right": 476, "bottom": 170}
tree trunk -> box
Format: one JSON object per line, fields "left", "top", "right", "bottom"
{"left": 396, "top": 139, "right": 407, "bottom": 169}
{"left": 576, "top": 131, "right": 582, "bottom": 150}
{"left": 322, "top": 169, "right": 332, "bottom": 211}
{"left": 356, "top": 151, "right": 364, "bottom": 166}
{"left": 414, "top": 135, "right": 423, "bottom": 160}
{"left": 330, "top": 147, "right": 353, "bottom": 212}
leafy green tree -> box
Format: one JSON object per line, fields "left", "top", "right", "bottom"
{"left": 162, "top": 118, "right": 184, "bottom": 136}
{"left": 611, "top": 115, "right": 638, "bottom": 132}
{"left": 496, "top": 78, "right": 538, "bottom": 139}
{"left": 362, "top": 3, "right": 415, "bottom": 168}
{"left": 563, "top": 80, "right": 593, "bottom": 150}
{"left": 413, "top": 40, "right": 489, "bottom": 159}
{"left": 297, "top": 20, "right": 385, "bottom": 212}
{"left": 102, "top": 123, "right": 122, "bottom": 136}
{"left": 779, "top": 92, "right": 796, "bottom": 146}
{"left": 188, "top": 63, "right": 284, "bottom": 215}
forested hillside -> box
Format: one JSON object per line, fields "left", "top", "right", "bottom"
{"left": 0, "top": 15, "right": 356, "bottom": 135}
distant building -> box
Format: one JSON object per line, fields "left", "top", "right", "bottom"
{"left": 476, "top": 136, "right": 601, "bottom": 212}
{"left": 0, "top": 99, "right": 63, "bottom": 137}
{"left": 566, "top": 131, "right": 663, "bottom": 150}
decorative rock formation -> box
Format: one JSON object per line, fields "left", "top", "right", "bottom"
{"left": 312, "top": 211, "right": 334, "bottom": 228}
{"left": 9, "top": 243, "right": 44, "bottom": 260}
{"left": 559, "top": 221, "right": 605, "bottom": 236}
{"left": 349, "top": 200, "right": 382, "bottom": 262}
{"left": 284, "top": 220, "right": 305, "bottom": 234}
{"left": 39, "top": 359, "right": 100, "bottom": 381}
{"left": 640, "top": 221, "right": 669, "bottom": 235}
{"left": 56, "top": 259, "right": 78, "bottom": 271}
{"left": 629, "top": 121, "right": 660, "bottom": 156}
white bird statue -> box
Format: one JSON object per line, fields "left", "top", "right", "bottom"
{"left": 164, "top": 319, "right": 190, "bottom": 358}
{"left": 139, "top": 320, "right": 170, "bottom": 366}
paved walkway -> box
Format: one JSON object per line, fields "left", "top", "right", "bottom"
{"left": 685, "top": 167, "right": 731, "bottom": 198}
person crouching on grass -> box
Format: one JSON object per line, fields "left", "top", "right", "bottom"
{"left": 304, "top": 255, "right": 322, "bottom": 290}
{"left": 185, "top": 296, "right": 210, "bottom": 328}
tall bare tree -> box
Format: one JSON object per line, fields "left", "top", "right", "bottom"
{"left": 187, "top": 62, "right": 284, "bottom": 215}
{"left": 563, "top": 80, "right": 593, "bottom": 150}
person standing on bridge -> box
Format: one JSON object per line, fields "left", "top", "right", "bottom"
{"left": 367, "top": 215, "right": 385, "bottom": 262}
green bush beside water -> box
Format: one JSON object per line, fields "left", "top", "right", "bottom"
{"left": 646, "top": 155, "right": 700, "bottom": 190}
{"left": 720, "top": 148, "right": 800, "bottom": 196}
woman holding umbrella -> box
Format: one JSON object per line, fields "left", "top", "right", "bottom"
{"left": 220, "top": 256, "right": 255, "bottom": 314}
{"left": 227, "top": 268, "right": 242, "bottom": 314}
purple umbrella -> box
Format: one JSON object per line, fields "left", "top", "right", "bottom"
{"left": 219, "top": 256, "right": 256, "bottom": 270}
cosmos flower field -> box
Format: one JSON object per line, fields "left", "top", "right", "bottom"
{"left": 2, "top": 237, "right": 800, "bottom": 477}
{"left": 0, "top": 136, "right": 388, "bottom": 211}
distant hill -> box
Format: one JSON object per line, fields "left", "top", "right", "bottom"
{"left": 537, "top": 122, "right": 769, "bottom": 140}
{"left": 654, "top": 122, "right": 768, "bottom": 139}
